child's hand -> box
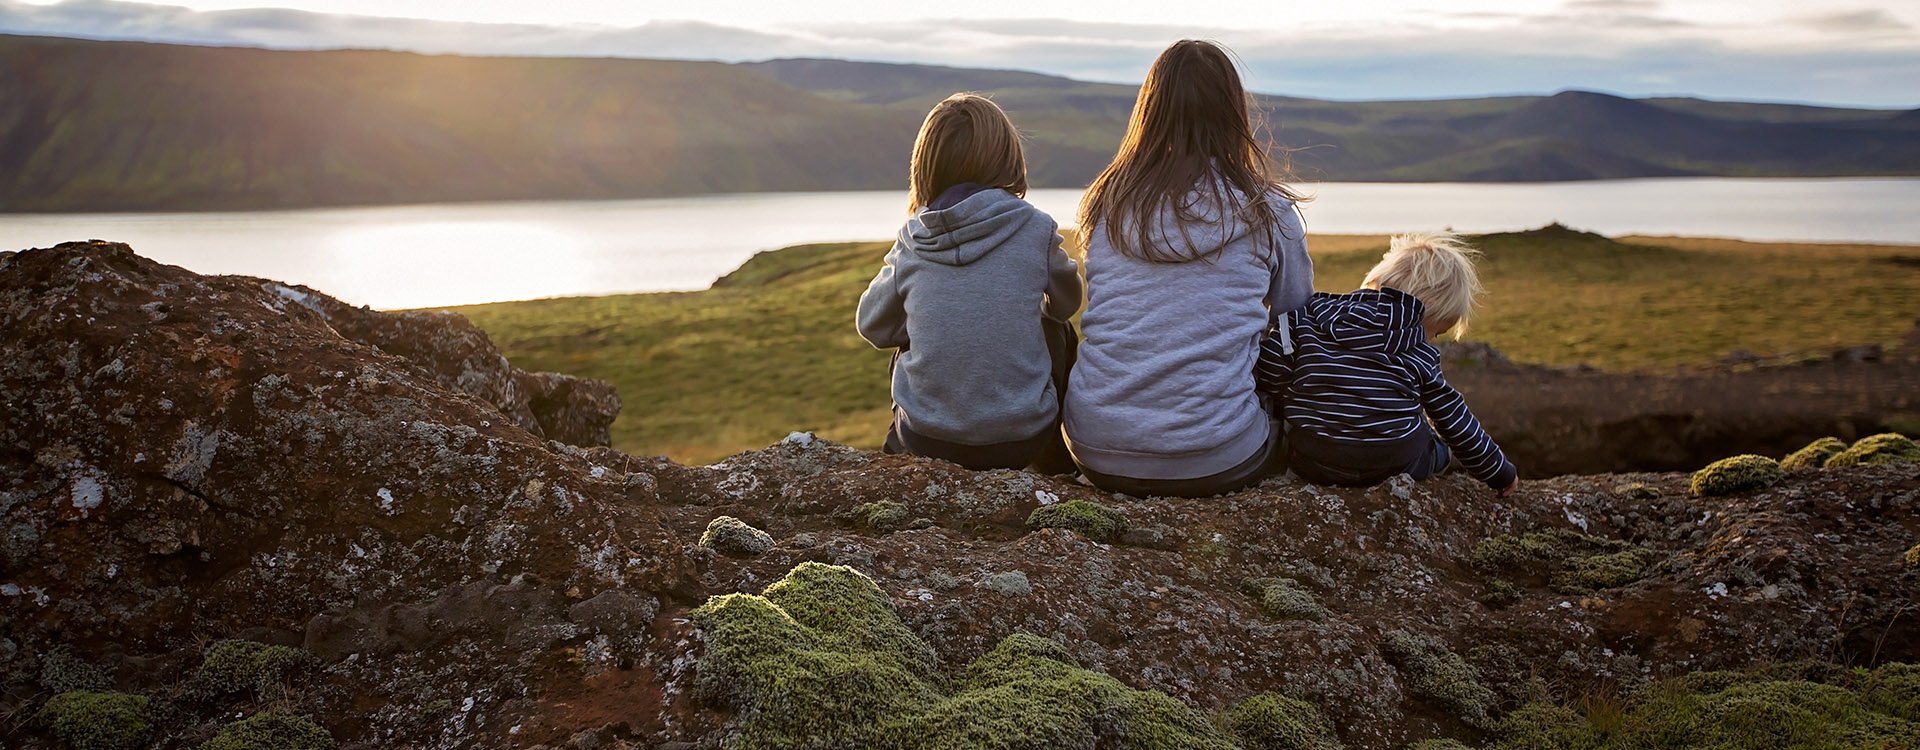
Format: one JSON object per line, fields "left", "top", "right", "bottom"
{"left": 1497, "top": 478, "right": 1518, "bottom": 498}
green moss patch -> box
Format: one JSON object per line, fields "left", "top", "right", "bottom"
{"left": 846, "top": 500, "right": 911, "bottom": 532}
{"left": 1026, "top": 500, "right": 1128, "bottom": 543}
{"left": 1825, "top": 433, "right": 1920, "bottom": 468}
{"left": 1382, "top": 630, "right": 1499, "bottom": 730}
{"left": 1690, "top": 454, "right": 1785, "bottom": 497}
{"left": 192, "top": 639, "right": 313, "bottom": 696}
{"left": 200, "top": 711, "right": 336, "bottom": 750}
{"left": 1550, "top": 548, "right": 1661, "bottom": 594}
{"left": 1435, "top": 662, "right": 1920, "bottom": 749}
{"left": 1224, "top": 692, "right": 1344, "bottom": 750}
{"left": 40, "top": 690, "right": 150, "bottom": 750}
{"left": 1240, "top": 577, "right": 1328, "bottom": 621}
{"left": 689, "top": 561, "right": 1237, "bottom": 748}
{"left": 1469, "top": 529, "right": 1656, "bottom": 595}
{"left": 1906, "top": 543, "right": 1920, "bottom": 569}
{"left": 1780, "top": 437, "right": 1846, "bottom": 471}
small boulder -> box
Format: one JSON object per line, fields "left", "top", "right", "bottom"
{"left": 567, "top": 590, "right": 660, "bottom": 635}
{"left": 699, "top": 516, "right": 774, "bottom": 557}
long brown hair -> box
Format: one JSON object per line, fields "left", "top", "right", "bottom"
{"left": 1079, "top": 39, "right": 1305, "bottom": 262}
{"left": 908, "top": 93, "right": 1028, "bottom": 211}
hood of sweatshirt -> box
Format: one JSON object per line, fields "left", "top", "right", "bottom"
{"left": 901, "top": 186, "right": 1041, "bottom": 267}
{"left": 1295, "top": 287, "right": 1430, "bottom": 354}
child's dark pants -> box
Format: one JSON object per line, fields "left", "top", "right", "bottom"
{"left": 1284, "top": 422, "right": 1453, "bottom": 487}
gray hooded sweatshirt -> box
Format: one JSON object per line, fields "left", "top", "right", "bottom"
{"left": 1064, "top": 186, "right": 1313, "bottom": 480}
{"left": 856, "top": 188, "right": 1082, "bottom": 445}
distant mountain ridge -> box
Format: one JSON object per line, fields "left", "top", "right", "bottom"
{"left": 1, "top": 34, "right": 1916, "bottom": 212}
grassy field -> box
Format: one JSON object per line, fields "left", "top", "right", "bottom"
{"left": 446, "top": 227, "right": 1920, "bottom": 463}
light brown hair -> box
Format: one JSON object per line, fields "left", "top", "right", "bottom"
{"left": 1078, "top": 39, "right": 1305, "bottom": 262}
{"left": 908, "top": 93, "right": 1028, "bottom": 211}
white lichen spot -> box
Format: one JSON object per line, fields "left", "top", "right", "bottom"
{"left": 1558, "top": 601, "right": 1573, "bottom": 609}
{"left": 782, "top": 431, "right": 818, "bottom": 448}
{"left": 460, "top": 696, "right": 476, "bottom": 713}
{"left": 0, "top": 583, "right": 20, "bottom": 597}
{"left": 1034, "top": 489, "right": 1060, "bottom": 506}
{"left": 377, "top": 488, "right": 396, "bottom": 514}
{"left": 265, "top": 282, "right": 327, "bottom": 315}
{"left": 133, "top": 452, "right": 146, "bottom": 463}
{"left": 71, "top": 474, "right": 105, "bottom": 514}
{"left": 590, "top": 466, "right": 607, "bottom": 479}
{"left": 1704, "top": 582, "right": 1729, "bottom": 599}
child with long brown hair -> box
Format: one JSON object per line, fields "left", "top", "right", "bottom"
{"left": 1063, "top": 39, "right": 1314, "bottom": 497}
{"left": 856, "top": 93, "right": 1082, "bottom": 471}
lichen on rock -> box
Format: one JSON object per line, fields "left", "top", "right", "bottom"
{"left": 1690, "top": 454, "right": 1785, "bottom": 496}
{"left": 1780, "top": 436, "right": 1847, "bottom": 471}
{"left": 1825, "top": 433, "right": 1920, "bottom": 468}
{"left": 38, "top": 646, "right": 111, "bottom": 693}
{"left": 1224, "top": 692, "right": 1344, "bottom": 750}
{"left": 1026, "top": 499, "right": 1128, "bottom": 542}
{"left": 688, "top": 562, "right": 1236, "bottom": 748}
{"left": 39, "top": 690, "right": 150, "bottom": 750}
{"left": 200, "top": 711, "right": 337, "bottom": 750}
{"left": 699, "top": 515, "right": 774, "bottom": 557}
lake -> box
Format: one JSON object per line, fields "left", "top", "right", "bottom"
{"left": 4, "top": 177, "right": 1916, "bottom": 309}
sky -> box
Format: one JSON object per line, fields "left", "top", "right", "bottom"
{"left": 2, "top": 0, "right": 1917, "bottom": 106}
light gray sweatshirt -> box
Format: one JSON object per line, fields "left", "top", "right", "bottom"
{"left": 856, "top": 188, "right": 1082, "bottom": 445}
{"left": 1064, "top": 186, "right": 1313, "bottom": 480}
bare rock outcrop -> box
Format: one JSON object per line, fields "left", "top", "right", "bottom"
{"left": 2, "top": 242, "right": 1916, "bottom": 748}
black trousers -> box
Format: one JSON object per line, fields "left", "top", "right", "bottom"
{"left": 1285, "top": 422, "right": 1453, "bottom": 487}
{"left": 1074, "top": 419, "right": 1287, "bottom": 498}
{"left": 882, "top": 317, "right": 1078, "bottom": 474}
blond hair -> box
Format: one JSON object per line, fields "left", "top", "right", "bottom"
{"left": 908, "top": 93, "right": 1028, "bottom": 212}
{"left": 1362, "top": 232, "right": 1485, "bottom": 339}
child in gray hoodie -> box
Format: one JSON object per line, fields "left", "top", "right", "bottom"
{"left": 856, "top": 93, "right": 1083, "bottom": 471}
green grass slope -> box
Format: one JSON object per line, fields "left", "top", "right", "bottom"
{"left": 448, "top": 228, "right": 1920, "bottom": 464}
{"left": 3, "top": 35, "right": 1917, "bottom": 212}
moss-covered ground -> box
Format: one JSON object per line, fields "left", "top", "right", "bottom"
{"left": 689, "top": 561, "right": 1241, "bottom": 749}
{"left": 446, "top": 230, "right": 1920, "bottom": 463}
{"left": 1430, "top": 662, "right": 1920, "bottom": 749}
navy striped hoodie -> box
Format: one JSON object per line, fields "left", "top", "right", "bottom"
{"left": 1255, "top": 287, "right": 1517, "bottom": 489}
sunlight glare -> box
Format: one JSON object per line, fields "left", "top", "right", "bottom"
{"left": 321, "top": 221, "right": 591, "bottom": 309}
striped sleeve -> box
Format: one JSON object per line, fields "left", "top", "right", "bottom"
{"left": 1414, "top": 353, "right": 1517, "bottom": 489}
{"left": 1254, "top": 320, "right": 1295, "bottom": 399}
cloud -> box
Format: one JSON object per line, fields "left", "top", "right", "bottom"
{"left": 0, "top": 0, "right": 1915, "bottom": 107}
{"left": 1802, "top": 8, "right": 1911, "bottom": 33}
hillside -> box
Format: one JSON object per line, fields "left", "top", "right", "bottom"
{"left": 448, "top": 228, "right": 1920, "bottom": 465}
{"left": 3, "top": 35, "right": 1918, "bottom": 212}
{"left": 5, "top": 240, "right": 1919, "bottom": 749}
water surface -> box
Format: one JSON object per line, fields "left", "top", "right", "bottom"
{"left": 4, "top": 178, "right": 1914, "bottom": 308}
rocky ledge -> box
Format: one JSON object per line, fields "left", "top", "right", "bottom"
{"left": 2, "top": 242, "right": 1917, "bottom": 749}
